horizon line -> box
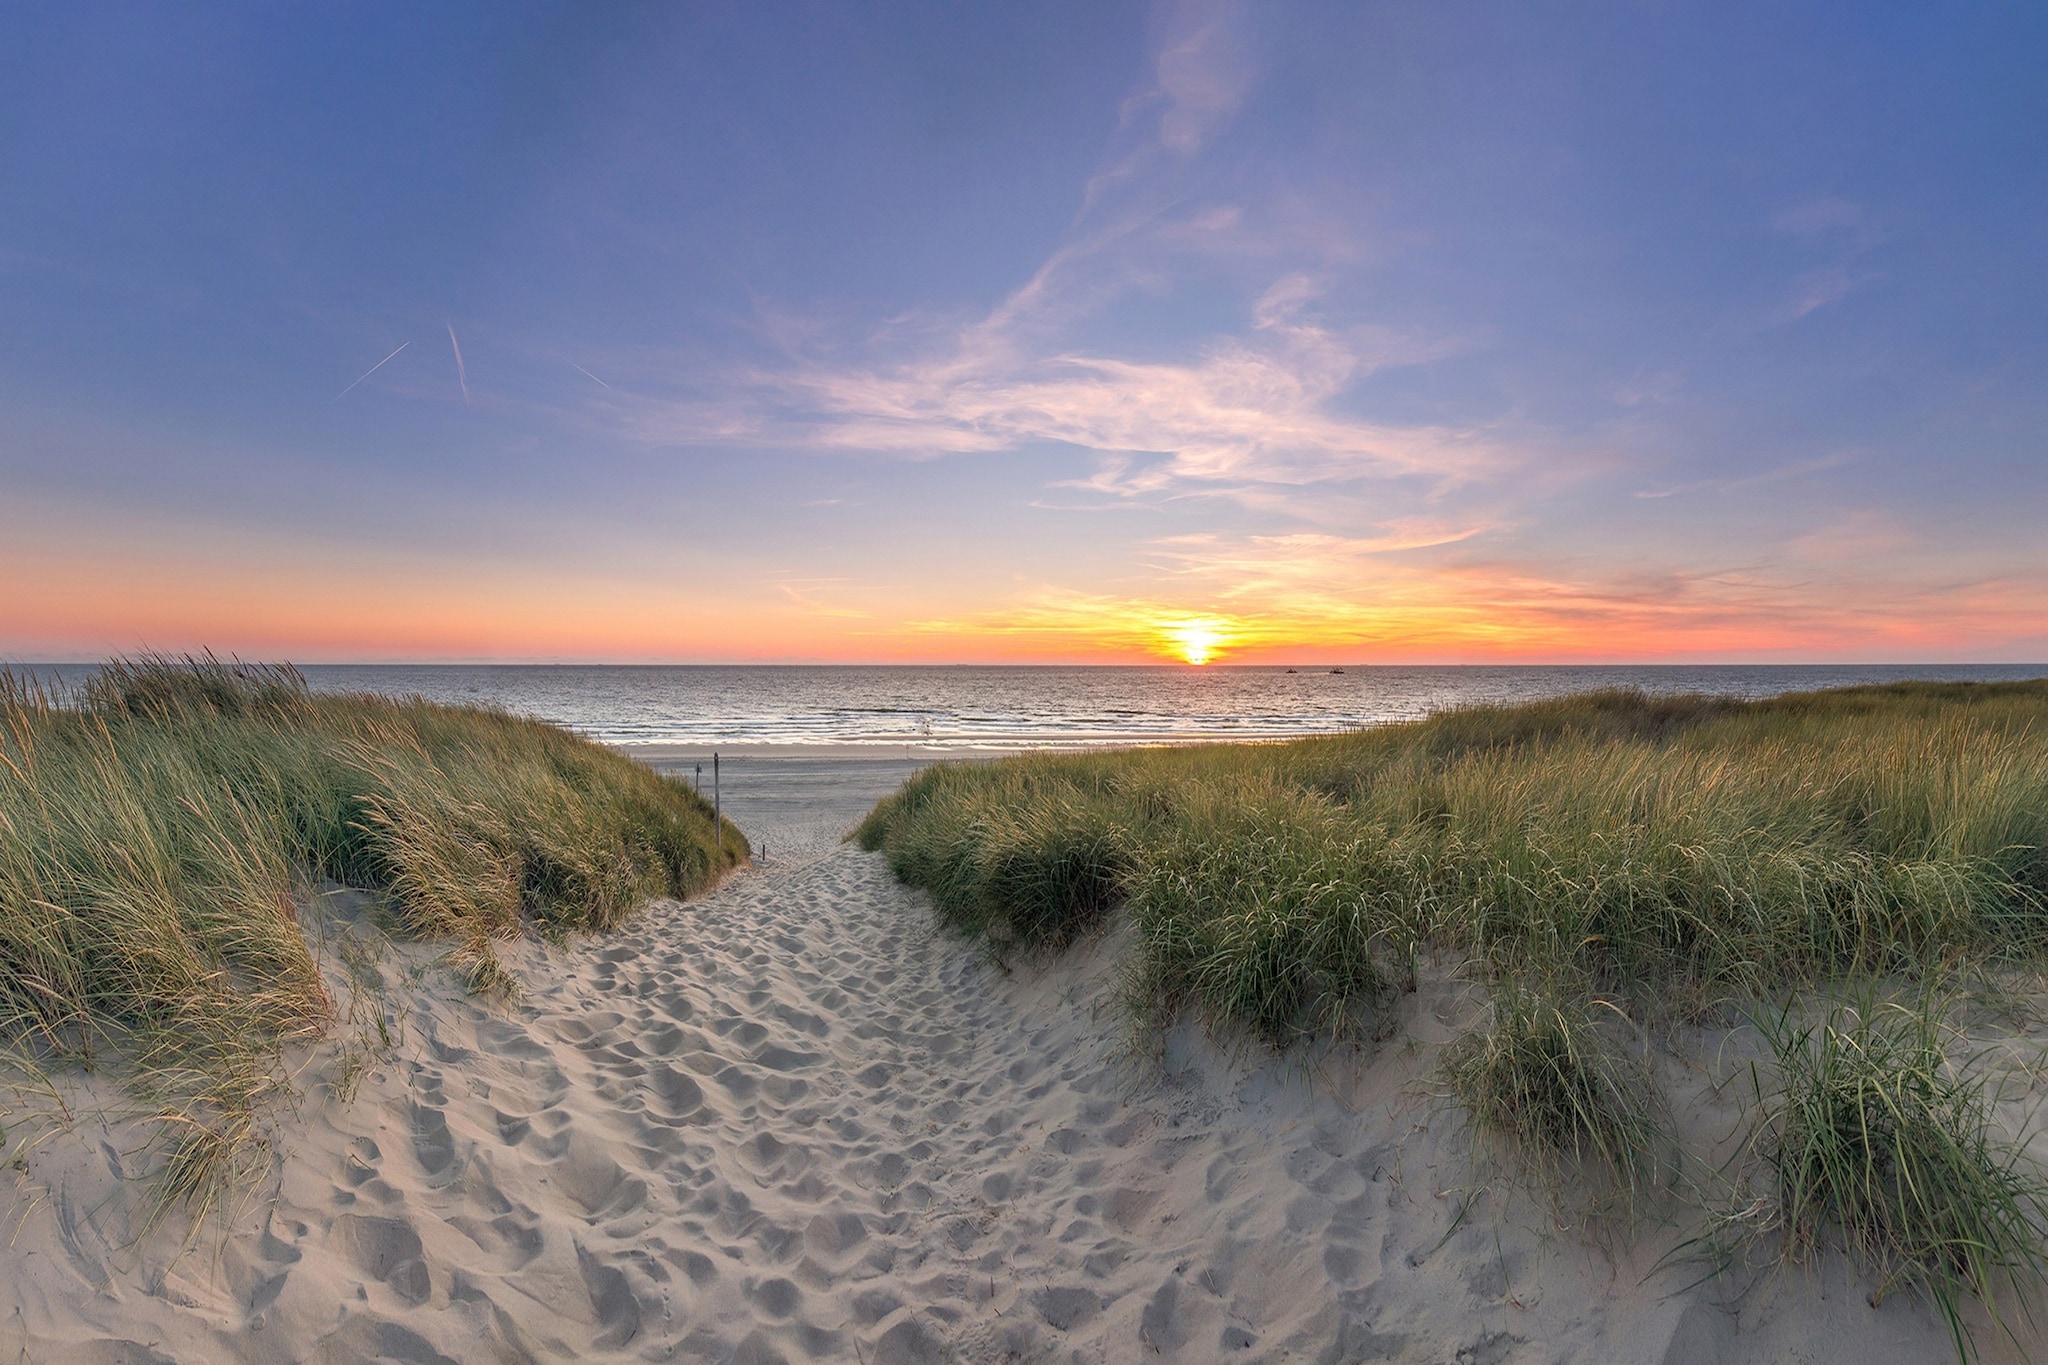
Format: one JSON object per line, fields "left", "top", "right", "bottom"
{"left": 7, "top": 657, "right": 2047, "bottom": 670}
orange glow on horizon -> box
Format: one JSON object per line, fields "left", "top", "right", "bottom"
{"left": 3, "top": 518, "right": 2043, "bottom": 666}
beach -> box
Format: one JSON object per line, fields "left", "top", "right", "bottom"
{"left": 0, "top": 749, "right": 2037, "bottom": 1363}
{"left": 12, "top": 0, "right": 2046, "bottom": 1352}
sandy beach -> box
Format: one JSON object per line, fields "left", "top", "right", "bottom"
{"left": 12, "top": 0, "right": 2044, "bottom": 1353}
{"left": 3, "top": 753, "right": 2041, "bottom": 1363}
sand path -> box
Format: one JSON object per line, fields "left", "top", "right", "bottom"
{"left": 4, "top": 757, "right": 2032, "bottom": 1363}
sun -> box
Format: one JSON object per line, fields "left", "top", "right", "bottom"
{"left": 1164, "top": 619, "right": 1226, "bottom": 666}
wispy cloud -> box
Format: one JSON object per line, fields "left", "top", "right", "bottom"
{"left": 1634, "top": 450, "right": 1856, "bottom": 500}
{"left": 738, "top": 328, "right": 1479, "bottom": 486}
{"left": 1765, "top": 196, "right": 1884, "bottom": 325}
{"left": 1145, "top": 0, "right": 1254, "bottom": 155}
{"left": 1775, "top": 266, "right": 1861, "bottom": 323}
{"left": 1773, "top": 196, "right": 1884, "bottom": 254}
{"left": 1153, "top": 521, "right": 1494, "bottom": 582}
{"left": 625, "top": 271, "right": 1494, "bottom": 509}
{"left": 614, "top": 0, "right": 1503, "bottom": 513}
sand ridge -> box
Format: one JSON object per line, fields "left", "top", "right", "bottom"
{"left": 1, "top": 758, "right": 2038, "bottom": 1362}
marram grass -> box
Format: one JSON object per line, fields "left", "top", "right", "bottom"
{"left": 858, "top": 682, "right": 2048, "bottom": 1027}
{"left": 0, "top": 655, "right": 745, "bottom": 1212}
{"left": 857, "top": 681, "right": 2048, "bottom": 1352}
{"left": 1741, "top": 991, "right": 2048, "bottom": 1362}
{"left": 1442, "top": 979, "right": 1663, "bottom": 1198}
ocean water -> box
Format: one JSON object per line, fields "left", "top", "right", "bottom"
{"left": 171, "top": 662, "right": 2048, "bottom": 751}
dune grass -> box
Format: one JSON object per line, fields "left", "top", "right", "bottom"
{"left": 0, "top": 655, "right": 745, "bottom": 1212}
{"left": 859, "top": 682, "right": 2048, "bottom": 1021}
{"left": 1441, "top": 979, "right": 1662, "bottom": 1197}
{"left": 856, "top": 680, "right": 2048, "bottom": 1346}
{"left": 1741, "top": 991, "right": 2048, "bottom": 1359}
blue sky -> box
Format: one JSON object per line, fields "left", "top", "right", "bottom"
{"left": 3, "top": 1, "right": 2044, "bottom": 662}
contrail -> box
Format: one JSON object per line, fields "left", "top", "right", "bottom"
{"left": 447, "top": 322, "right": 470, "bottom": 406}
{"left": 569, "top": 361, "right": 613, "bottom": 390}
{"left": 331, "top": 341, "right": 410, "bottom": 402}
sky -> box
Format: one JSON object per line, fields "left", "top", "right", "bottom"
{"left": 2, "top": 1, "right": 2045, "bottom": 665}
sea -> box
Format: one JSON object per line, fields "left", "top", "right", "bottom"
{"left": 20, "top": 662, "right": 2044, "bottom": 752}
{"left": 220, "top": 662, "right": 2048, "bottom": 751}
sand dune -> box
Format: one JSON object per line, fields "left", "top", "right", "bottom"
{"left": 2, "top": 757, "right": 2038, "bottom": 1362}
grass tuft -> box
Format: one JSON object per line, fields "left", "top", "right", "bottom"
{"left": 1126, "top": 782, "right": 1410, "bottom": 1046}
{"left": 1442, "top": 980, "right": 1663, "bottom": 1197}
{"left": 856, "top": 760, "right": 1128, "bottom": 952}
{"left": 1746, "top": 991, "right": 2048, "bottom": 1358}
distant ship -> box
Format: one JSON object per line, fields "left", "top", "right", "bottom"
{"left": 1329, "top": 668, "right": 1344, "bottom": 674}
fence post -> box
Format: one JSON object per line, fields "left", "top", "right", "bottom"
{"left": 713, "top": 752, "right": 722, "bottom": 858}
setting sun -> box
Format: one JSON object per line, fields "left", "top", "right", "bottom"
{"left": 1164, "top": 619, "right": 1228, "bottom": 666}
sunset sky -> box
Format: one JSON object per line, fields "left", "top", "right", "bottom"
{"left": 4, "top": 2, "right": 2045, "bottom": 664}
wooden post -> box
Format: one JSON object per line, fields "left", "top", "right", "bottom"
{"left": 713, "top": 752, "right": 722, "bottom": 857}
